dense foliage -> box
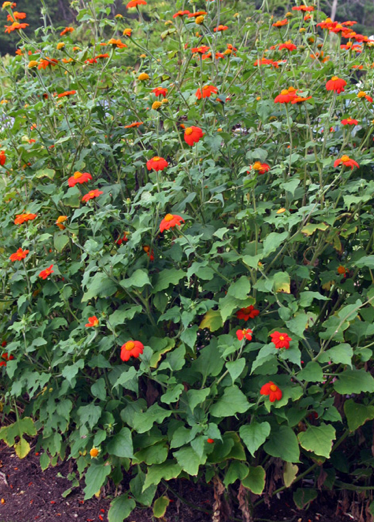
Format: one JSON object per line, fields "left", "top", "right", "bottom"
{"left": 1, "top": 0, "right": 374, "bottom": 520}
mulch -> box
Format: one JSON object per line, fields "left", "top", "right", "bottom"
{"left": 0, "top": 441, "right": 360, "bottom": 522}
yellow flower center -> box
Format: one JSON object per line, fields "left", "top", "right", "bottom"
{"left": 56, "top": 215, "right": 67, "bottom": 223}
{"left": 279, "top": 335, "right": 284, "bottom": 340}
{"left": 164, "top": 213, "right": 174, "bottom": 222}
{"left": 288, "top": 86, "right": 296, "bottom": 93}
{"left": 341, "top": 155, "right": 350, "bottom": 162}
{"left": 252, "top": 161, "right": 262, "bottom": 170}
{"left": 281, "top": 89, "right": 289, "bottom": 95}
{"left": 357, "top": 91, "right": 366, "bottom": 98}
{"left": 153, "top": 156, "right": 160, "bottom": 161}
{"left": 185, "top": 127, "right": 193, "bottom": 135}
{"left": 331, "top": 76, "right": 339, "bottom": 81}
{"left": 270, "top": 384, "right": 278, "bottom": 392}
{"left": 73, "top": 171, "right": 82, "bottom": 179}
{"left": 125, "top": 341, "right": 135, "bottom": 351}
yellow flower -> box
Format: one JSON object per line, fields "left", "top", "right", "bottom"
{"left": 28, "top": 60, "right": 38, "bottom": 68}
{"left": 0, "top": 100, "right": 8, "bottom": 104}
{"left": 2, "top": 1, "right": 12, "bottom": 8}
{"left": 217, "top": 128, "right": 222, "bottom": 132}
{"left": 195, "top": 15, "right": 205, "bottom": 25}
{"left": 138, "top": 72, "right": 150, "bottom": 81}
{"left": 90, "top": 448, "right": 99, "bottom": 458}
{"left": 161, "top": 98, "right": 168, "bottom": 105}
{"left": 299, "top": 28, "right": 306, "bottom": 33}
{"left": 57, "top": 42, "right": 65, "bottom": 50}
{"left": 115, "top": 14, "right": 123, "bottom": 19}
{"left": 357, "top": 91, "right": 366, "bottom": 98}
{"left": 233, "top": 13, "right": 239, "bottom": 17}
{"left": 140, "top": 53, "right": 146, "bottom": 58}
{"left": 123, "top": 28, "right": 132, "bottom": 37}
{"left": 276, "top": 208, "right": 286, "bottom": 214}
{"left": 165, "top": 20, "right": 173, "bottom": 25}
{"left": 152, "top": 101, "right": 162, "bottom": 110}
{"left": 285, "top": 11, "right": 292, "bottom": 17}
{"left": 256, "top": 96, "right": 261, "bottom": 101}
{"left": 223, "top": 49, "right": 232, "bottom": 55}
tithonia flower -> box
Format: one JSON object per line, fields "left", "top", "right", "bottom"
{"left": 68, "top": 171, "right": 92, "bottom": 187}
{"left": 188, "top": 11, "right": 207, "bottom": 18}
{"left": 143, "top": 245, "right": 154, "bottom": 261}
{"left": 152, "top": 101, "right": 162, "bottom": 110}
{"left": 126, "top": 0, "right": 147, "bottom": 7}
{"left": 116, "top": 232, "right": 128, "bottom": 245}
{"left": 10, "top": 248, "right": 29, "bottom": 262}
{"left": 272, "top": 19, "right": 288, "bottom": 27}
{"left": 90, "top": 448, "right": 99, "bottom": 458}
{"left": 341, "top": 118, "right": 358, "bottom": 125}
{"left": 236, "top": 328, "right": 253, "bottom": 341}
{"left": 214, "top": 25, "right": 228, "bottom": 32}
{"left": 270, "top": 331, "right": 292, "bottom": 349}
{"left": 85, "top": 316, "right": 99, "bottom": 327}
{"left": 7, "top": 11, "right": 26, "bottom": 21}
{"left": 4, "top": 22, "right": 28, "bottom": 33}
{"left": 60, "top": 27, "right": 74, "bottom": 36}
{"left": 56, "top": 42, "right": 65, "bottom": 50}
{"left": 82, "top": 189, "right": 103, "bottom": 203}
{"left": 38, "top": 58, "right": 58, "bottom": 69}
{"left": 152, "top": 87, "right": 168, "bottom": 98}
{"left": 334, "top": 155, "right": 359, "bottom": 169}
{"left": 39, "top": 264, "right": 54, "bottom": 280}
{"left": 138, "top": 72, "right": 150, "bottom": 81}
{"left": 123, "top": 28, "right": 132, "bottom": 37}
{"left": 160, "top": 214, "right": 184, "bottom": 232}
{"left": 120, "top": 340, "right": 144, "bottom": 361}
{"left": 192, "top": 45, "right": 210, "bottom": 54}
{"left": 325, "top": 76, "right": 347, "bottom": 94}
{"left": 236, "top": 306, "right": 259, "bottom": 321}
{"left": 146, "top": 156, "right": 168, "bottom": 171}
{"left": 292, "top": 5, "right": 314, "bottom": 11}
{"left": 56, "top": 215, "right": 68, "bottom": 230}
{"left": 173, "top": 10, "right": 190, "bottom": 18}
{"left": 0, "top": 151, "right": 6, "bottom": 165}
{"left": 107, "top": 38, "right": 127, "bottom": 48}
{"left": 279, "top": 40, "right": 297, "bottom": 51}
{"left": 124, "top": 121, "right": 143, "bottom": 128}
{"left": 252, "top": 161, "right": 270, "bottom": 174}
{"left": 274, "top": 87, "right": 298, "bottom": 103}
{"left": 57, "top": 90, "right": 76, "bottom": 99}
{"left": 196, "top": 85, "right": 218, "bottom": 99}
{"left": 260, "top": 382, "right": 282, "bottom": 402}
{"left": 0, "top": 352, "right": 14, "bottom": 367}
{"left": 184, "top": 126, "right": 204, "bottom": 146}
{"left": 357, "top": 91, "right": 373, "bottom": 102}
{"left": 207, "top": 438, "right": 214, "bottom": 444}
{"left": 14, "top": 213, "right": 37, "bottom": 225}
{"left": 291, "top": 95, "right": 312, "bottom": 104}
{"left": 2, "top": 2, "right": 16, "bottom": 8}
{"left": 337, "top": 265, "right": 347, "bottom": 276}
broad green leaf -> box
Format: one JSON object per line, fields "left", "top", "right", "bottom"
{"left": 333, "top": 369, "right": 374, "bottom": 394}
{"left": 286, "top": 313, "right": 308, "bottom": 338}
{"left": 40, "top": 452, "right": 50, "bottom": 471}
{"left": 293, "top": 488, "right": 317, "bottom": 509}
{"left": 299, "top": 291, "right": 330, "bottom": 308}
{"left": 298, "top": 362, "right": 323, "bottom": 382}
{"left": 91, "top": 378, "right": 106, "bottom": 401}
{"left": 273, "top": 272, "right": 290, "bottom": 294}
{"left": 301, "top": 223, "right": 329, "bottom": 236}
{"left": 264, "top": 426, "right": 299, "bottom": 463}
{"left": 239, "top": 422, "right": 271, "bottom": 457}
{"left": 82, "top": 273, "right": 117, "bottom": 302}
{"left": 77, "top": 404, "right": 102, "bottom": 430}
{"left": 130, "top": 471, "right": 157, "bottom": 507}
{"left": 187, "top": 388, "right": 210, "bottom": 413}
{"left": 153, "top": 269, "right": 185, "bottom": 292}
{"left": 108, "top": 495, "right": 136, "bottom": 522}
{"left": 263, "top": 232, "right": 288, "bottom": 257}
{"left": 106, "top": 428, "right": 133, "bottom": 458}
{"left": 36, "top": 168, "right": 55, "bottom": 179}
{"left": 153, "top": 497, "right": 170, "bottom": 518}
{"left": 210, "top": 386, "right": 249, "bottom": 418}
{"left": 174, "top": 445, "right": 205, "bottom": 475}
{"left": 199, "top": 309, "right": 223, "bottom": 332}
{"left": 344, "top": 400, "right": 374, "bottom": 432}
{"left": 192, "top": 341, "right": 225, "bottom": 381}
{"left": 132, "top": 404, "right": 172, "bottom": 434}
{"left": 319, "top": 344, "right": 353, "bottom": 367}
{"left": 108, "top": 305, "right": 142, "bottom": 326}
{"left": 143, "top": 461, "right": 182, "bottom": 491}
{"left": 161, "top": 384, "right": 184, "bottom": 404}
{"left": 283, "top": 462, "right": 298, "bottom": 487}
{"left": 227, "top": 276, "right": 251, "bottom": 300}
{"left": 0, "top": 418, "right": 36, "bottom": 447}
{"left": 15, "top": 437, "right": 31, "bottom": 459}
{"left": 298, "top": 423, "right": 336, "bottom": 458}
{"left": 84, "top": 463, "right": 111, "bottom": 500}
{"left": 355, "top": 256, "right": 374, "bottom": 269}
{"left": 242, "top": 466, "right": 266, "bottom": 495}
{"left": 226, "top": 358, "right": 246, "bottom": 383}
{"left": 224, "top": 461, "right": 249, "bottom": 487}
{"left": 54, "top": 233, "right": 69, "bottom": 252}
{"left": 120, "top": 269, "right": 151, "bottom": 289}
{"left": 133, "top": 442, "right": 169, "bottom": 465}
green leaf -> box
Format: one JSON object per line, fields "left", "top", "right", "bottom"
{"left": 36, "top": 168, "right": 55, "bottom": 179}
{"left": 227, "top": 276, "right": 251, "bottom": 300}
{"left": 299, "top": 291, "right": 330, "bottom": 308}
{"left": 109, "top": 305, "right": 142, "bottom": 326}
{"left": 301, "top": 223, "right": 329, "bottom": 236}
{"left": 153, "top": 269, "right": 185, "bottom": 292}
{"left": 344, "top": 400, "right": 374, "bottom": 432}
{"left": 283, "top": 462, "right": 298, "bottom": 487}
{"left": 91, "top": 378, "right": 106, "bottom": 401}
{"left": 264, "top": 426, "right": 299, "bottom": 463}
{"left": 54, "top": 233, "right": 69, "bottom": 252}
{"left": 298, "top": 424, "right": 336, "bottom": 458}
{"left": 84, "top": 462, "right": 111, "bottom": 500}
{"left": 286, "top": 313, "right": 308, "bottom": 338}
{"left": 153, "top": 497, "right": 170, "bottom": 518}
{"left": 133, "top": 442, "right": 169, "bottom": 466}
{"left": 40, "top": 452, "right": 50, "bottom": 471}
{"left": 273, "top": 272, "right": 291, "bottom": 294}
{"left": 77, "top": 404, "right": 102, "bottom": 430}
{"left": 293, "top": 488, "right": 317, "bottom": 509}
{"left": 132, "top": 404, "right": 172, "bottom": 434}
{"left": 161, "top": 384, "right": 184, "bottom": 404}
{"left": 298, "top": 362, "right": 323, "bottom": 382}
{"left": 199, "top": 309, "right": 223, "bottom": 332}
{"left": 210, "top": 386, "right": 249, "bottom": 418}
{"left": 173, "top": 445, "right": 204, "bottom": 476}
{"left": 263, "top": 232, "right": 289, "bottom": 257}
{"left": 187, "top": 388, "right": 210, "bottom": 413}
{"left": 239, "top": 422, "right": 270, "bottom": 457}
{"left": 241, "top": 466, "right": 266, "bottom": 495}
{"left": 0, "top": 418, "right": 36, "bottom": 447}
{"left": 15, "top": 437, "right": 31, "bottom": 459}
{"left": 143, "top": 461, "right": 182, "bottom": 491}
{"left": 108, "top": 495, "right": 136, "bottom": 522}
{"left": 355, "top": 256, "right": 374, "bottom": 269}
{"left": 334, "top": 369, "right": 374, "bottom": 394}
{"left": 219, "top": 295, "right": 255, "bottom": 323}
{"left": 82, "top": 273, "right": 117, "bottom": 302}
{"left": 319, "top": 344, "right": 353, "bottom": 367}
{"left": 106, "top": 428, "right": 133, "bottom": 458}
{"left": 130, "top": 471, "right": 157, "bottom": 507}
{"left": 224, "top": 461, "right": 249, "bottom": 487}
{"left": 226, "top": 358, "right": 246, "bottom": 383}
{"left": 120, "top": 269, "right": 151, "bottom": 289}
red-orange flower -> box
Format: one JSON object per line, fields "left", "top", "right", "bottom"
{"left": 57, "top": 90, "right": 76, "bottom": 99}
{"left": 152, "top": 87, "right": 168, "bottom": 98}
{"left": 274, "top": 87, "right": 297, "bottom": 103}
{"left": 325, "top": 76, "right": 346, "bottom": 94}
{"left": 279, "top": 40, "right": 297, "bottom": 51}
{"left": 341, "top": 118, "right": 358, "bottom": 125}
{"left": 85, "top": 316, "right": 99, "bottom": 327}
{"left": 337, "top": 265, "right": 347, "bottom": 276}
{"left": 236, "top": 328, "right": 253, "bottom": 341}
{"left": 107, "top": 38, "right": 127, "bottom": 48}
{"left": 116, "top": 232, "right": 128, "bottom": 245}
{"left": 68, "top": 171, "right": 92, "bottom": 187}
{"left": 10, "top": 248, "right": 29, "bottom": 262}
{"left": 196, "top": 85, "right": 218, "bottom": 99}
{"left": 14, "top": 213, "right": 37, "bottom": 225}
{"left": 6, "top": 11, "right": 25, "bottom": 21}
{"left": 236, "top": 306, "right": 259, "bottom": 321}
{"left": 0, "top": 352, "right": 14, "bottom": 367}
{"left": 334, "top": 155, "right": 359, "bottom": 169}
{"left": 270, "top": 331, "right": 292, "bottom": 349}
{"left": 38, "top": 57, "right": 58, "bottom": 69}
{"left": 173, "top": 10, "right": 190, "bottom": 18}
{"left": 39, "top": 264, "right": 54, "bottom": 280}
{"left": 214, "top": 25, "right": 228, "bottom": 32}
{"left": 0, "top": 151, "right": 6, "bottom": 166}
{"left": 125, "top": 121, "right": 143, "bottom": 128}
{"left": 126, "top": 0, "right": 146, "bottom": 7}
{"left": 56, "top": 216, "right": 68, "bottom": 230}
{"left": 272, "top": 19, "right": 288, "bottom": 27}
{"left": 120, "top": 340, "right": 144, "bottom": 361}
{"left": 184, "top": 126, "right": 204, "bottom": 146}
{"left": 146, "top": 156, "right": 168, "bottom": 171}
{"left": 143, "top": 245, "right": 154, "bottom": 261}
{"left": 252, "top": 161, "right": 270, "bottom": 174}
{"left": 82, "top": 189, "right": 103, "bottom": 202}
{"left": 207, "top": 438, "right": 214, "bottom": 444}
{"left": 291, "top": 95, "right": 312, "bottom": 104}
{"left": 159, "top": 213, "right": 184, "bottom": 232}
{"left": 292, "top": 5, "right": 314, "bottom": 11}
{"left": 188, "top": 10, "right": 207, "bottom": 18}
{"left": 260, "top": 382, "right": 282, "bottom": 402}
{"left": 191, "top": 45, "right": 210, "bottom": 54}
{"left": 4, "top": 21, "right": 28, "bottom": 33}
{"left": 60, "top": 27, "right": 74, "bottom": 36}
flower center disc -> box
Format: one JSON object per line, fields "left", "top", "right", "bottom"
{"left": 165, "top": 214, "right": 174, "bottom": 222}
{"left": 125, "top": 341, "right": 135, "bottom": 351}
{"left": 185, "top": 128, "right": 193, "bottom": 135}
{"left": 270, "top": 384, "right": 278, "bottom": 392}
{"left": 73, "top": 171, "right": 82, "bottom": 179}
{"left": 341, "top": 155, "right": 350, "bottom": 161}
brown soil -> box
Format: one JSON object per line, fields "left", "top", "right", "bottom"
{"left": 0, "top": 441, "right": 360, "bottom": 522}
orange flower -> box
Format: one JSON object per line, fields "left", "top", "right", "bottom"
{"left": 152, "top": 87, "right": 168, "bottom": 98}
{"left": 337, "top": 265, "right": 347, "bottom": 275}
{"left": 236, "top": 328, "right": 253, "bottom": 341}
{"left": 38, "top": 57, "right": 58, "bottom": 69}
{"left": 90, "top": 448, "right": 99, "bottom": 458}
{"left": 270, "top": 331, "right": 292, "bottom": 349}
{"left": 159, "top": 213, "right": 184, "bottom": 232}
{"left": 39, "top": 264, "right": 54, "bottom": 280}
{"left": 291, "top": 95, "right": 312, "bottom": 104}
{"left": 85, "top": 316, "right": 99, "bottom": 327}
{"left": 341, "top": 118, "right": 358, "bottom": 125}
{"left": 184, "top": 126, "right": 204, "bottom": 146}
{"left": 107, "top": 38, "right": 127, "bottom": 48}
{"left": 207, "top": 438, "right": 214, "bottom": 444}
{"left": 236, "top": 306, "right": 259, "bottom": 320}
{"left": 124, "top": 121, "right": 143, "bottom": 128}
{"left": 14, "top": 213, "right": 37, "bottom": 225}
{"left": 292, "top": 5, "right": 314, "bottom": 11}
{"left": 0, "top": 352, "right": 14, "bottom": 367}
{"left": 146, "top": 156, "right": 168, "bottom": 171}
{"left": 6, "top": 11, "right": 26, "bottom": 21}
{"left": 342, "top": 21, "right": 357, "bottom": 26}
{"left": 173, "top": 10, "right": 190, "bottom": 18}
{"left": 357, "top": 91, "right": 373, "bottom": 102}
{"left": 9, "top": 248, "right": 29, "bottom": 261}
{"left": 4, "top": 21, "right": 28, "bottom": 32}
{"left": 188, "top": 11, "right": 207, "bottom": 18}
{"left": 272, "top": 19, "right": 288, "bottom": 27}
{"left": 334, "top": 155, "right": 359, "bottom": 169}
{"left": 56, "top": 215, "right": 68, "bottom": 230}
{"left": 0, "top": 151, "right": 6, "bottom": 166}
{"left": 116, "top": 232, "right": 128, "bottom": 245}
{"left": 123, "top": 28, "right": 132, "bottom": 37}
{"left": 120, "top": 340, "right": 144, "bottom": 361}
{"left": 143, "top": 245, "right": 154, "bottom": 261}
{"left": 68, "top": 171, "right": 92, "bottom": 187}
{"left": 254, "top": 58, "right": 277, "bottom": 67}
{"left": 96, "top": 53, "right": 109, "bottom": 59}
{"left": 252, "top": 161, "right": 270, "bottom": 174}
{"left": 126, "top": 0, "right": 147, "bottom": 8}
{"left": 279, "top": 40, "right": 297, "bottom": 51}
{"left": 260, "top": 382, "right": 282, "bottom": 402}
{"left": 2, "top": 2, "right": 16, "bottom": 8}
{"left": 325, "top": 76, "right": 346, "bottom": 94}
{"left": 195, "top": 85, "right": 218, "bottom": 99}
{"left": 214, "top": 25, "right": 228, "bottom": 32}
{"left": 191, "top": 45, "right": 210, "bottom": 54}
{"left": 274, "top": 87, "right": 298, "bottom": 103}
{"left": 82, "top": 189, "right": 103, "bottom": 202}
{"left": 60, "top": 27, "right": 74, "bottom": 36}
{"left": 57, "top": 90, "right": 76, "bottom": 99}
